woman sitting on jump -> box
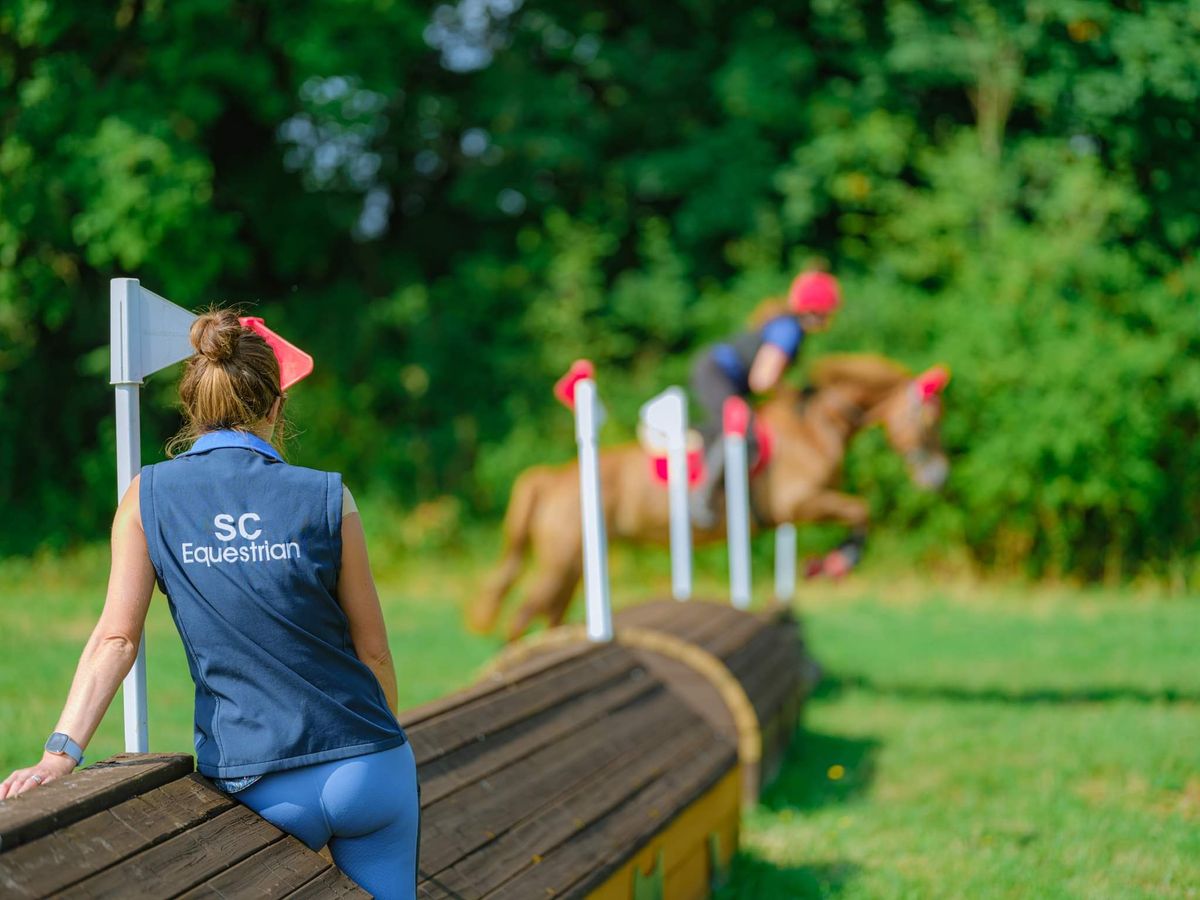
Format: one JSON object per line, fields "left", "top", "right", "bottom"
{"left": 0, "top": 310, "right": 419, "bottom": 900}
{"left": 689, "top": 268, "right": 842, "bottom": 527}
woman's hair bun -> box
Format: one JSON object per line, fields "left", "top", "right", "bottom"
{"left": 190, "top": 310, "right": 242, "bottom": 362}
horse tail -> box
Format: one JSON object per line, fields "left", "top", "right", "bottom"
{"left": 467, "top": 467, "right": 545, "bottom": 634}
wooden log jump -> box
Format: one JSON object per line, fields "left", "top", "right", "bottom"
{"left": 615, "top": 601, "right": 818, "bottom": 796}
{"left": 403, "top": 639, "right": 740, "bottom": 898}
{"left": 489, "top": 600, "right": 818, "bottom": 808}
{"left": 0, "top": 641, "right": 741, "bottom": 900}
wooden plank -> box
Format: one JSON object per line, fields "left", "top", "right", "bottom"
{"left": 484, "top": 740, "right": 736, "bottom": 899}
{"left": 613, "top": 600, "right": 681, "bottom": 631}
{"left": 0, "top": 775, "right": 233, "bottom": 898}
{"left": 617, "top": 601, "right": 737, "bottom": 648}
{"left": 58, "top": 804, "right": 282, "bottom": 899}
{"left": 419, "top": 688, "right": 693, "bottom": 873}
{"left": 0, "top": 754, "right": 194, "bottom": 853}
{"left": 725, "top": 623, "right": 789, "bottom": 681}
{"left": 401, "top": 641, "right": 595, "bottom": 727}
{"left": 628, "top": 648, "right": 739, "bottom": 745}
{"left": 417, "top": 671, "right": 658, "bottom": 807}
{"left": 692, "top": 611, "right": 771, "bottom": 663}
{"left": 279, "top": 866, "right": 371, "bottom": 899}
{"left": 668, "top": 603, "right": 747, "bottom": 646}
{"left": 625, "top": 601, "right": 765, "bottom": 664}
{"left": 420, "top": 719, "right": 716, "bottom": 898}
{"left": 419, "top": 688, "right": 698, "bottom": 875}
{"left": 176, "top": 837, "right": 330, "bottom": 899}
{"left": 733, "top": 629, "right": 804, "bottom": 719}
{"left": 748, "top": 650, "right": 805, "bottom": 728}
{"left": 408, "top": 646, "right": 637, "bottom": 765}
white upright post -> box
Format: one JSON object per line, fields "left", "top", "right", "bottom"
{"left": 723, "top": 398, "right": 753, "bottom": 610}
{"left": 111, "top": 279, "right": 150, "bottom": 753}
{"left": 639, "top": 387, "right": 692, "bottom": 601}
{"left": 110, "top": 277, "right": 198, "bottom": 753}
{"left": 775, "top": 522, "right": 797, "bottom": 603}
{"left": 573, "top": 377, "right": 613, "bottom": 642}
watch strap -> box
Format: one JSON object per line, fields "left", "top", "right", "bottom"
{"left": 45, "top": 732, "right": 85, "bottom": 766}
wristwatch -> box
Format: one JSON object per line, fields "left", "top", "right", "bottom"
{"left": 45, "top": 732, "right": 85, "bottom": 766}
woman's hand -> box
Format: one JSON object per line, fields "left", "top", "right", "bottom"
{"left": 0, "top": 752, "right": 78, "bottom": 800}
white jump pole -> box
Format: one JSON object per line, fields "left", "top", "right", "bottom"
{"left": 639, "top": 387, "right": 692, "bottom": 601}
{"left": 559, "top": 361, "right": 613, "bottom": 642}
{"left": 110, "top": 278, "right": 197, "bottom": 752}
{"left": 723, "top": 397, "right": 753, "bottom": 610}
{"left": 775, "top": 523, "right": 797, "bottom": 603}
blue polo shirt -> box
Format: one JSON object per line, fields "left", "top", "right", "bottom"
{"left": 140, "top": 430, "right": 405, "bottom": 780}
{"left": 712, "top": 316, "right": 805, "bottom": 388}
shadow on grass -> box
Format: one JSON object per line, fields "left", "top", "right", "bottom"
{"left": 716, "top": 856, "right": 860, "bottom": 899}
{"left": 760, "top": 727, "right": 881, "bottom": 813}
{"left": 815, "top": 673, "right": 1199, "bottom": 706}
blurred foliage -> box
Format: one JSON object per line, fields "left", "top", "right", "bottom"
{"left": 1, "top": 0, "right": 1197, "bottom": 581}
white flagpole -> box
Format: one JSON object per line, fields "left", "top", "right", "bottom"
{"left": 111, "top": 279, "right": 150, "bottom": 753}
{"left": 639, "top": 387, "right": 693, "bottom": 601}
{"left": 775, "top": 522, "right": 797, "bottom": 603}
{"left": 572, "top": 376, "right": 613, "bottom": 642}
{"left": 110, "top": 277, "right": 197, "bottom": 752}
{"left": 723, "top": 398, "right": 753, "bottom": 610}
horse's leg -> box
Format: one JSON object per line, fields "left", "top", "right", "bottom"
{"left": 505, "top": 553, "right": 580, "bottom": 642}
{"left": 793, "top": 490, "right": 869, "bottom": 528}
{"left": 544, "top": 560, "right": 582, "bottom": 629}
{"left": 468, "top": 467, "right": 546, "bottom": 634}
{"left": 792, "top": 490, "right": 870, "bottom": 577}
{"left": 469, "top": 550, "right": 524, "bottom": 634}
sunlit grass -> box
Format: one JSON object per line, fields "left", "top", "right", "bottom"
{"left": 722, "top": 590, "right": 1200, "bottom": 898}
{"left": 2, "top": 523, "right": 1197, "bottom": 897}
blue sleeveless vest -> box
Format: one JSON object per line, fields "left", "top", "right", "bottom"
{"left": 140, "top": 429, "right": 406, "bottom": 778}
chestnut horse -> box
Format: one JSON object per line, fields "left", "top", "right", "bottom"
{"left": 470, "top": 354, "right": 950, "bottom": 640}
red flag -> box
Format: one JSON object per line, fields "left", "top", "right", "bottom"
{"left": 238, "top": 317, "right": 314, "bottom": 391}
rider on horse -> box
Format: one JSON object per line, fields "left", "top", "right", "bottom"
{"left": 689, "top": 268, "right": 842, "bottom": 527}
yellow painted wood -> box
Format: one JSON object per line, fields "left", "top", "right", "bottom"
{"left": 587, "top": 768, "right": 741, "bottom": 900}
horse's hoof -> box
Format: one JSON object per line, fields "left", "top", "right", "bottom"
{"left": 822, "top": 550, "right": 853, "bottom": 579}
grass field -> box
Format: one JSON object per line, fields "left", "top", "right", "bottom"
{"left": 2, "top": 532, "right": 1197, "bottom": 898}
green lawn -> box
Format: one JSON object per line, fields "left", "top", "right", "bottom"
{"left": 723, "top": 588, "right": 1200, "bottom": 899}
{"left": 2, "top": 539, "right": 1197, "bottom": 898}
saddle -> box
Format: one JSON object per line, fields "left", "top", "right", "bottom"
{"left": 639, "top": 419, "right": 774, "bottom": 488}
{"left": 638, "top": 425, "right": 707, "bottom": 487}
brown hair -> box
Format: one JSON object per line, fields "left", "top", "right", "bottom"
{"left": 166, "top": 307, "right": 286, "bottom": 457}
{"left": 748, "top": 296, "right": 792, "bottom": 328}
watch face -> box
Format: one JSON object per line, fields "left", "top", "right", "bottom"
{"left": 47, "top": 733, "right": 68, "bottom": 753}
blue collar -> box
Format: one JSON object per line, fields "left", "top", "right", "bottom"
{"left": 183, "top": 429, "right": 283, "bottom": 462}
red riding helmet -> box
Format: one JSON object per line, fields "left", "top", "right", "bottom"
{"left": 788, "top": 270, "right": 841, "bottom": 315}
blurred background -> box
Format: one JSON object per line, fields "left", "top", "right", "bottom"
{"left": 3, "top": 2, "right": 1199, "bottom": 896}
{"left": 4, "top": 0, "right": 1198, "bottom": 580}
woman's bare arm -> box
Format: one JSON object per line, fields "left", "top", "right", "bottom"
{"left": 337, "top": 509, "right": 399, "bottom": 717}
{"left": 0, "top": 475, "right": 156, "bottom": 799}
{"left": 748, "top": 343, "right": 790, "bottom": 394}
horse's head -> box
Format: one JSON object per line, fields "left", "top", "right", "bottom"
{"left": 871, "top": 365, "right": 951, "bottom": 491}
{"left": 775, "top": 354, "right": 952, "bottom": 491}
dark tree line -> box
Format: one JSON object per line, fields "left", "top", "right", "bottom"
{"left": 2, "top": 0, "right": 1198, "bottom": 580}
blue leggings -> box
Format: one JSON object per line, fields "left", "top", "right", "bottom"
{"left": 236, "top": 742, "right": 419, "bottom": 900}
